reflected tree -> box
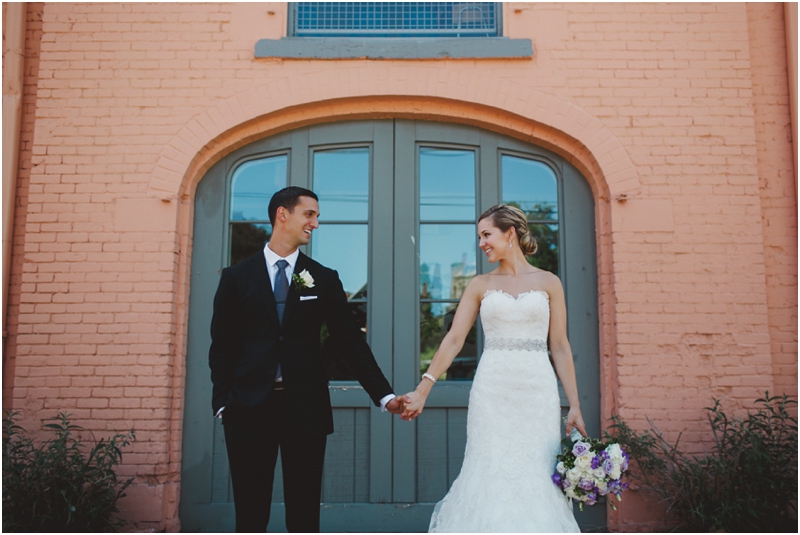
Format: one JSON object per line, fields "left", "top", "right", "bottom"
{"left": 230, "top": 223, "right": 270, "bottom": 266}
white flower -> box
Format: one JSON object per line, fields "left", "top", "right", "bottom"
{"left": 606, "top": 443, "right": 623, "bottom": 462}
{"left": 595, "top": 480, "right": 608, "bottom": 495}
{"left": 556, "top": 461, "right": 566, "bottom": 475}
{"left": 593, "top": 467, "right": 607, "bottom": 480}
{"left": 566, "top": 467, "right": 581, "bottom": 483}
{"left": 575, "top": 455, "right": 593, "bottom": 470}
{"left": 609, "top": 465, "right": 622, "bottom": 480}
{"left": 293, "top": 269, "right": 315, "bottom": 290}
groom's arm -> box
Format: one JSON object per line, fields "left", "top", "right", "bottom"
{"left": 321, "top": 270, "right": 394, "bottom": 407}
{"left": 209, "top": 268, "right": 239, "bottom": 416}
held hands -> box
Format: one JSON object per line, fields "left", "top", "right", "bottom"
{"left": 399, "top": 391, "right": 427, "bottom": 421}
{"left": 384, "top": 396, "right": 405, "bottom": 415}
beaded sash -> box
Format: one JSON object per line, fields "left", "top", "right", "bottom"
{"left": 484, "top": 337, "right": 548, "bottom": 352}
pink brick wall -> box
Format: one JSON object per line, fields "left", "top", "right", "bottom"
{"left": 4, "top": 3, "right": 795, "bottom": 532}
{"left": 747, "top": 2, "right": 798, "bottom": 401}
{"left": 3, "top": 3, "right": 43, "bottom": 411}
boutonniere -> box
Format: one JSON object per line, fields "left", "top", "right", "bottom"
{"left": 292, "top": 269, "right": 315, "bottom": 291}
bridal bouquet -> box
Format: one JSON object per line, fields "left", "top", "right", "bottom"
{"left": 551, "top": 428, "right": 630, "bottom": 510}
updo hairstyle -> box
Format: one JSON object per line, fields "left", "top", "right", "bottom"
{"left": 478, "top": 204, "right": 538, "bottom": 256}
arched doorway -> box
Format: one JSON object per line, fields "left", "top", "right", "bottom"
{"left": 180, "top": 120, "right": 602, "bottom": 531}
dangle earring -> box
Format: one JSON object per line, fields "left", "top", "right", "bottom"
{"left": 508, "top": 241, "right": 512, "bottom": 249}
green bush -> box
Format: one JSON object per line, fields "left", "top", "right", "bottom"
{"left": 2, "top": 411, "right": 135, "bottom": 533}
{"left": 608, "top": 393, "right": 798, "bottom": 532}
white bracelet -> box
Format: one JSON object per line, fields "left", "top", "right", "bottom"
{"left": 422, "top": 372, "right": 437, "bottom": 384}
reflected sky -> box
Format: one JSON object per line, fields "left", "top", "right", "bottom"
{"left": 313, "top": 148, "right": 370, "bottom": 221}
{"left": 502, "top": 155, "right": 558, "bottom": 220}
{"left": 311, "top": 224, "right": 368, "bottom": 297}
{"left": 420, "top": 148, "right": 476, "bottom": 221}
{"left": 230, "top": 155, "right": 288, "bottom": 222}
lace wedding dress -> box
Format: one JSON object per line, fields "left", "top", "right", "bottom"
{"left": 429, "top": 290, "right": 580, "bottom": 533}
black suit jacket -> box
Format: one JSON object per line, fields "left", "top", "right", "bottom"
{"left": 209, "top": 250, "right": 394, "bottom": 436}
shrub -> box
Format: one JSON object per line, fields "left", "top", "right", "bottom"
{"left": 608, "top": 392, "right": 797, "bottom": 532}
{"left": 2, "top": 411, "right": 135, "bottom": 533}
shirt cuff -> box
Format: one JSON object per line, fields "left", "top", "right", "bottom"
{"left": 215, "top": 406, "right": 225, "bottom": 418}
{"left": 379, "top": 394, "right": 396, "bottom": 412}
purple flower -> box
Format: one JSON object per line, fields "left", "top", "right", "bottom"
{"left": 551, "top": 473, "right": 562, "bottom": 487}
{"left": 603, "top": 458, "right": 615, "bottom": 475}
{"left": 592, "top": 451, "right": 608, "bottom": 469}
{"left": 607, "top": 480, "right": 629, "bottom": 496}
{"left": 585, "top": 491, "right": 597, "bottom": 506}
{"left": 572, "top": 441, "right": 590, "bottom": 457}
{"left": 579, "top": 479, "right": 594, "bottom": 491}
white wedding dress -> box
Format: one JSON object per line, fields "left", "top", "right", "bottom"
{"left": 429, "top": 290, "right": 580, "bottom": 533}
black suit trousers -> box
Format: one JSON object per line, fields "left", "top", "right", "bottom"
{"left": 222, "top": 390, "right": 327, "bottom": 533}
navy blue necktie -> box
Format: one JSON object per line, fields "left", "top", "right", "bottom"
{"left": 274, "top": 259, "right": 289, "bottom": 323}
{"left": 274, "top": 259, "right": 289, "bottom": 382}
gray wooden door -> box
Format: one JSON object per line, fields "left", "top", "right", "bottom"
{"left": 180, "top": 120, "right": 602, "bottom": 532}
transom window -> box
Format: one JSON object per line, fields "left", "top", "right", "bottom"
{"left": 292, "top": 2, "right": 499, "bottom": 37}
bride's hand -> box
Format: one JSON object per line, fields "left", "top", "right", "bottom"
{"left": 565, "top": 407, "right": 587, "bottom": 438}
{"left": 400, "top": 391, "right": 427, "bottom": 421}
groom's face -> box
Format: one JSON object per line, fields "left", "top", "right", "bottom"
{"left": 280, "top": 195, "right": 320, "bottom": 247}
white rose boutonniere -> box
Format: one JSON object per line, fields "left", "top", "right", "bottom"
{"left": 292, "top": 269, "right": 315, "bottom": 291}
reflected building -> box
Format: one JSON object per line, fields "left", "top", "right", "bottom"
{"left": 450, "top": 253, "right": 476, "bottom": 300}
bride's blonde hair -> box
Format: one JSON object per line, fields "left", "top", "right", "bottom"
{"left": 478, "top": 204, "right": 538, "bottom": 256}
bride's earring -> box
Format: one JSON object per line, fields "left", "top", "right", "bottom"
{"left": 508, "top": 241, "right": 512, "bottom": 249}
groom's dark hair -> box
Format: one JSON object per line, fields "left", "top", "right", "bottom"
{"left": 268, "top": 186, "right": 319, "bottom": 226}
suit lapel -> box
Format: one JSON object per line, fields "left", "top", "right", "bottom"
{"left": 250, "top": 252, "right": 280, "bottom": 327}
{"left": 281, "top": 251, "right": 311, "bottom": 327}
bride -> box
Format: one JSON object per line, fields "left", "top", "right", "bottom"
{"left": 401, "top": 204, "right": 586, "bottom": 533}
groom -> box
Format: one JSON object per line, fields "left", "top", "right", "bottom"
{"left": 209, "top": 186, "right": 403, "bottom": 532}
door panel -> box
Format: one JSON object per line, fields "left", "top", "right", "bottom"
{"left": 182, "top": 119, "right": 602, "bottom": 532}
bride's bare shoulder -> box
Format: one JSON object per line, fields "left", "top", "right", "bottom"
{"left": 465, "top": 274, "right": 491, "bottom": 297}
{"left": 537, "top": 270, "right": 564, "bottom": 296}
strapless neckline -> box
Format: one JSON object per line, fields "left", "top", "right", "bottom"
{"left": 482, "top": 289, "right": 549, "bottom": 301}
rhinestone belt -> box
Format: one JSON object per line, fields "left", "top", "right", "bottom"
{"left": 484, "top": 337, "right": 548, "bottom": 352}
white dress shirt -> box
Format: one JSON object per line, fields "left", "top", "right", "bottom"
{"left": 263, "top": 242, "right": 299, "bottom": 298}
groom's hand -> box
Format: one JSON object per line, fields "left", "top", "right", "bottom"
{"left": 385, "top": 396, "right": 405, "bottom": 415}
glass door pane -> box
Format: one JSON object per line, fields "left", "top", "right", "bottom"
{"left": 418, "top": 147, "right": 478, "bottom": 381}
{"left": 229, "top": 153, "right": 288, "bottom": 266}
{"left": 311, "top": 146, "right": 371, "bottom": 380}
{"left": 501, "top": 154, "right": 560, "bottom": 275}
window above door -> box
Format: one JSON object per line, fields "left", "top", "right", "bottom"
{"left": 254, "top": 2, "right": 532, "bottom": 59}
{"left": 293, "top": 2, "right": 499, "bottom": 38}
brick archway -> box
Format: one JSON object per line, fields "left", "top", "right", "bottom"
{"left": 149, "top": 68, "right": 640, "bottom": 201}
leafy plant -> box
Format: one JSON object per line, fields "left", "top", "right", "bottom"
{"left": 2, "top": 411, "right": 135, "bottom": 532}
{"left": 607, "top": 393, "right": 798, "bottom": 532}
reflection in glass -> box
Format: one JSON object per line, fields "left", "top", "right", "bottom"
{"left": 420, "top": 302, "right": 477, "bottom": 381}
{"left": 420, "top": 224, "right": 476, "bottom": 300}
{"left": 230, "top": 223, "right": 271, "bottom": 266}
{"left": 420, "top": 148, "right": 476, "bottom": 221}
{"left": 322, "top": 302, "right": 366, "bottom": 381}
{"left": 230, "top": 155, "right": 288, "bottom": 222}
{"left": 313, "top": 148, "right": 370, "bottom": 221}
{"left": 311, "top": 225, "right": 368, "bottom": 297}
{"left": 528, "top": 223, "right": 558, "bottom": 274}
{"left": 502, "top": 155, "right": 558, "bottom": 221}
